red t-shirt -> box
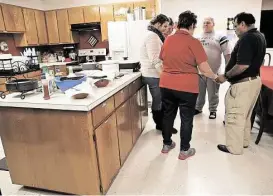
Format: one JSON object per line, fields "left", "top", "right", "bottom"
{"left": 159, "top": 30, "right": 207, "bottom": 93}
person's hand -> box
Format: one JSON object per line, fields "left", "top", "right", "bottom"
{"left": 215, "top": 74, "right": 227, "bottom": 84}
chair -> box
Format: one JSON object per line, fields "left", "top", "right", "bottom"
{"left": 251, "top": 52, "right": 271, "bottom": 144}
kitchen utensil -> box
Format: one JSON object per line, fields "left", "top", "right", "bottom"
{"left": 94, "top": 79, "right": 110, "bottom": 88}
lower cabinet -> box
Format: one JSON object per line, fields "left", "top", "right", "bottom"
{"left": 139, "top": 85, "right": 148, "bottom": 131}
{"left": 94, "top": 113, "right": 120, "bottom": 194}
{"left": 93, "top": 78, "right": 148, "bottom": 194}
{"left": 116, "top": 100, "right": 133, "bottom": 165}
{"left": 131, "top": 91, "right": 142, "bottom": 144}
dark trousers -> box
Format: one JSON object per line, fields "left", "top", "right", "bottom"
{"left": 161, "top": 88, "right": 198, "bottom": 151}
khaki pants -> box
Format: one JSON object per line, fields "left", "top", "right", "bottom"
{"left": 225, "top": 77, "right": 262, "bottom": 154}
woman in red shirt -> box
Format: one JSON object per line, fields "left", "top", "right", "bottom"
{"left": 159, "top": 11, "right": 218, "bottom": 160}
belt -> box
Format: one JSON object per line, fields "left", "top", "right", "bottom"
{"left": 230, "top": 76, "right": 258, "bottom": 85}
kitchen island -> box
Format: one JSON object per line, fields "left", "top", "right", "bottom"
{"left": 0, "top": 72, "right": 148, "bottom": 195}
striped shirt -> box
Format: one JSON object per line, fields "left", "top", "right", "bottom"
{"left": 198, "top": 32, "right": 231, "bottom": 73}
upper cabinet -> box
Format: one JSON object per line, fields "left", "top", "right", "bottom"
{"left": 113, "top": 3, "right": 134, "bottom": 21}
{"left": 100, "top": 5, "right": 114, "bottom": 41}
{"left": 2, "top": 4, "right": 25, "bottom": 32}
{"left": 14, "top": 8, "right": 39, "bottom": 47}
{"left": 84, "top": 6, "right": 100, "bottom": 23}
{"left": 22, "top": 8, "right": 39, "bottom": 45}
{"left": 45, "top": 11, "right": 60, "bottom": 44}
{"left": 35, "top": 10, "right": 48, "bottom": 45}
{"left": 68, "top": 7, "right": 84, "bottom": 24}
{"left": 57, "top": 9, "right": 72, "bottom": 43}
{"left": 133, "top": 0, "right": 156, "bottom": 19}
{"left": 0, "top": 6, "right": 6, "bottom": 31}
{"left": 57, "top": 9, "right": 79, "bottom": 43}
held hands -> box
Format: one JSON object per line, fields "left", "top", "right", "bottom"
{"left": 214, "top": 74, "right": 227, "bottom": 84}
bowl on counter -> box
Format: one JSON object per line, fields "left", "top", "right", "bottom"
{"left": 72, "top": 92, "right": 89, "bottom": 99}
{"left": 94, "top": 79, "right": 110, "bottom": 88}
{"left": 54, "top": 75, "right": 87, "bottom": 92}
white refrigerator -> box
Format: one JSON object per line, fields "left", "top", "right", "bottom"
{"left": 108, "top": 20, "right": 150, "bottom": 61}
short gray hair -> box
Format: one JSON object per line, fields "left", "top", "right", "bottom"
{"left": 204, "top": 17, "right": 215, "bottom": 25}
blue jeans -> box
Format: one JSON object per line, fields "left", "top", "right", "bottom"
{"left": 142, "top": 77, "right": 161, "bottom": 111}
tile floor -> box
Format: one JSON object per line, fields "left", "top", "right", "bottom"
{"left": 1, "top": 82, "right": 273, "bottom": 195}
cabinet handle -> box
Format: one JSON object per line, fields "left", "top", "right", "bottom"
{"left": 133, "top": 81, "right": 136, "bottom": 84}
{"left": 121, "top": 90, "right": 124, "bottom": 94}
{"left": 104, "top": 120, "right": 108, "bottom": 124}
{"left": 102, "top": 102, "right": 107, "bottom": 107}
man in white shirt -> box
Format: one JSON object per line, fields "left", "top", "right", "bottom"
{"left": 195, "top": 17, "right": 231, "bottom": 119}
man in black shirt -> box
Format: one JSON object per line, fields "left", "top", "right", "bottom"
{"left": 215, "top": 12, "right": 266, "bottom": 154}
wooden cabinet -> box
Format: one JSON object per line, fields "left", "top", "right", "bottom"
{"left": 133, "top": 1, "right": 156, "bottom": 19}
{"left": 113, "top": 3, "right": 134, "bottom": 21}
{"left": 116, "top": 101, "right": 133, "bottom": 165}
{"left": 114, "top": 86, "right": 129, "bottom": 108}
{"left": 22, "top": 8, "right": 38, "bottom": 45}
{"left": 139, "top": 85, "right": 148, "bottom": 131}
{"left": 2, "top": 4, "right": 25, "bottom": 32}
{"left": 35, "top": 10, "right": 48, "bottom": 44}
{"left": 57, "top": 9, "right": 74, "bottom": 43}
{"left": 0, "top": 6, "right": 6, "bottom": 31}
{"left": 45, "top": 11, "right": 60, "bottom": 44}
{"left": 68, "top": 7, "right": 84, "bottom": 24}
{"left": 95, "top": 113, "right": 120, "bottom": 194}
{"left": 100, "top": 5, "right": 114, "bottom": 41}
{"left": 84, "top": 6, "right": 100, "bottom": 22}
{"left": 92, "top": 97, "right": 115, "bottom": 128}
{"left": 130, "top": 92, "right": 142, "bottom": 144}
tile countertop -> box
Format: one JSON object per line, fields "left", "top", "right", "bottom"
{"left": 0, "top": 72, "right": 142, "bottom": 112}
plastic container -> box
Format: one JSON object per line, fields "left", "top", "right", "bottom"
{"left": 54, "top": 76, "right": 87, "bottom": 92}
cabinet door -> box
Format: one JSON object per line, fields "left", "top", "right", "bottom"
{"left": 113, "top": 3, "right": 134, "bottom": 21}
{"left": 45, "top": 11, "right": 60, "bottom": 44}
{"left": 57, "top": 9, "right": 71, "bottom": 43}
{"left": 130, "top": 92, "right": 142, "bottom": 144}
{"left": 95, "top": 113, "right": 120, "bottom": 194}
{"left": 139, "top": 86, "right": 148, "bottom": 132}
{"left": 100, "top": 5, "right": 114, "bottom": 41}
{"left": 84, "top": 6, "right": 100, "bottom": 23}
{"left": 133, "top": 0, "right": 156, "bottom": 19}
{"left": 68, "top": 7, "right": 84, "bottom": 24}
{"left": 35, "top": 10, "right": 48, "bottom": 44}
{"left": 0, "top": 6, "right": 6, "bottom": 31}
{"left": 22, "top": 8, "right": 38, "bottom": 45}
{"left": 116, "top": 101, "right": 133, "bottom": 165}
{"left": 2, "top": 4, "right": 25, "bottom": 32}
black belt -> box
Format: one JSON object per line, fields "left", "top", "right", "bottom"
{"left": 230, "top": 76, "right": 258, "bottom": 85}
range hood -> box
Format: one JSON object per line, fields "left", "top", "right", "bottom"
{"left": 71, "top": 22, "right": 101, "bottom": 32}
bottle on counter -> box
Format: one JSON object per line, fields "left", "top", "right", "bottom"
{"left": 41, "top": 73, "right": 50, "bottom": 100}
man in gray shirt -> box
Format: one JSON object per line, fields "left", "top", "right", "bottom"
{"left": 195, "top": 17, "right": 231, "bottom": 119}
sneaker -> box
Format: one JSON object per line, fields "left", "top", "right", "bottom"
{"left": 178, "top": 148, "right": 196, "bottom": 160}
{"left": 161, "top": 141, "right": 176, "bottom": 154}
{"left": 209, "top": 112, "right": 217, "bottom": 119}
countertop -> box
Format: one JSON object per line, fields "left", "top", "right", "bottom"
{"left": 0, "top": 72, "right": 141, "bottom": 111}
{"left": 39, "top": 62, "right": 77, "bottom": 67}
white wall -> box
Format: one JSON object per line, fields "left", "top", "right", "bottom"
{"left": 262, "top": 0, "right": 273, "bottom": 10}
{"left": 0, "top": 0, "right": 45, "bottom": 10}
{"left": 161, "top": 0, "right": 263, "bottom": 35}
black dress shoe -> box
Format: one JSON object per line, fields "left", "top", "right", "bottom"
{"left": 217, "top": 144, "right": 230, "bottom": 153}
